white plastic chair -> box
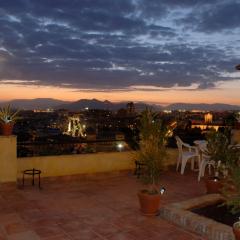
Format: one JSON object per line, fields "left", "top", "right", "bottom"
{"left": 175, "top": 136, "right": 200, "bottom": 175}
{"left": 197, "top": 142, "right": 215, "bottom": 181}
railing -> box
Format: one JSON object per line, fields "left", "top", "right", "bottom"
{"left": 17, "top": 139, "right": 131, "bottom": 157}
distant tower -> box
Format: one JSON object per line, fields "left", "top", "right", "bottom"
{"left": 204, "top": 113, "right": 213, "bottom": 124}
{"left": 126, "top": 102, "right": 135, "bottom": 115}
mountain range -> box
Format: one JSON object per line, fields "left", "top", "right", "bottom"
{"left": 0, "top": 98, "right": 240, "bottom": 111}
{"left": 165, "top": 103, "right": 240, "bottom": 111}
{"left": 0, "top": 98, "right": 69, "bottom": 110}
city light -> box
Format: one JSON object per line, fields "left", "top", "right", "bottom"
{"left": 117, "top": 143, "right": 124, "bottom": 151}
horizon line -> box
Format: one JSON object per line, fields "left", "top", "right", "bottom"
{"left": 0, "top": 97, "right": 240, "bottom": 107}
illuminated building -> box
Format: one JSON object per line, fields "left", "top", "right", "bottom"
{"left": 204, "top": 113, "right": 213, "bottom": 124}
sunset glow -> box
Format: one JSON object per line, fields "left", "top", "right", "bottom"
{"left": 0, "top": 1, "right": 240, "bottom": 106}
{"left": 1, "top": 79, "right": 239, "bottom": 105}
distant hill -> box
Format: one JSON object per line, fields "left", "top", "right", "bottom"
{"left": 0, "top": 98, "right": 70, "bottom": 110}
{"left": 58, "top": 99, "right": 118, "bottom": 110}
{"left": 0, "top": 98, "right": 239, "bottom": 111}
{"left": 57, "top": 98, "right": 159, "bottom": 111}
{"left": 165, "top": 103, "right": 240, "bottom": 111}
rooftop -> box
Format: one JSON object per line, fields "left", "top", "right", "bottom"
{"left": 0, "top": 169, "right": 206, "bottom": 240}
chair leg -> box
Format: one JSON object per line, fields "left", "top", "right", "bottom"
{"left": 191, "top": 158, "right": 194, "bottom": 170}
{"left": 197, "top": 156, "right": 201, "bottom": 170}
{"left": 198, "top": 160, "right": 206, "bottom": 181}
{"left": 180, "top": 157, "right": 188, "bottom": 175}
{"left": 176, "top": 156, "right": 181, "bottom": 171}
{"left": 198, "top": 163, "right": 203, "bottom": 181}
{"left": 208, "top": 164, "right": 211, "bottom": 175}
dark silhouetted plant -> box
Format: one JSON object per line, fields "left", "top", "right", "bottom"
{"left": 137, "top": 108, "right": 169, "bottom": 194}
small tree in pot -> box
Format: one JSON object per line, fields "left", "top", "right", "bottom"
{"left": 220, "top": 146, "right": 240, "bottom": 239}
{"left": 137, "top": 108, "right": 169, "bottom": 216}
{"left": 204, "top": 130, "right": 230, "bottom": 193}
{"left": 0, "top": 105, "right": 19, "bottom": 136}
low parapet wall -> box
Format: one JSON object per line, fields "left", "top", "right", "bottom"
{"left": 18, "top": 151, "right": 135, "bottom": 178}
{"left": 0, "top": 136, "right": 178, "bottom": 182}
{"left": 18, "top": 148, "right": 178, "bottom": 178}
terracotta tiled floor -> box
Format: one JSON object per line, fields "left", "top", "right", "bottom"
{"left": 0, "top": 169, "right": 207, "bottom": 240}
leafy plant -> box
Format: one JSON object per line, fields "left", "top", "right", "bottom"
{"left": 136, "top": 108, "right": 169, "bottom": 194}
{"left": 205, "top": 130, "right": 229, "bottom": 164}
{"left": 204, "top": 130, "right": 240, "bottom": 214}
{"left": 0, "top": 105, "right": 20, "bottom": 124}
{"left": 221, "top": 146, "right": 240, "bottom": 214}
{"left": 205, "top": 130, "right": 232, "bottom": 176}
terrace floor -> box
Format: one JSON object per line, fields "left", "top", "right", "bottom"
{"left": 0, "top": 168, "right": 207, "bottom": 240}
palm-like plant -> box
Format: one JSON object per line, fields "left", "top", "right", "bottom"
{"left": 224, "top": 167, "right": 240, "bottom": 214}
{"left": 221, "top": 147, "right": 240, "bottom": 214}
{"left": 206, "top": 130, "right": 229, "bottom": 163}
{"left": 137, "top": 108, "right": 169, "bottom": 194}
{"left": 0, "top": 105, "right": 19, "bottom": 124}
{"left": 205, "top": 130, "right": 231, "bottom": 176}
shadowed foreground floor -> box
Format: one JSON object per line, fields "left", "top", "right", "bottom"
{"left": 0, "top": 169, "right": 207, "bottom": 240}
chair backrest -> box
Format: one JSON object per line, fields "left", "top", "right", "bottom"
{"left": 175, "top": 136, "right": 183, "bottom": 155}
{"left": 198, "top": 142, "right": 207, "bottom": 153}
{"left": 198, "top": 142, "right": 210, "bottom": 160}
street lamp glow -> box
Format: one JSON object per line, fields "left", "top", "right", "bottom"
{"left": 117, "top": 143, "right": 124, "bottom": 151}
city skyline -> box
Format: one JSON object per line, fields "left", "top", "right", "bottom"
{"left": 0, "top": 0, "right": 240, "bottom": 104}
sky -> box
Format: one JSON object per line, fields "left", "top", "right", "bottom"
{"left": 0, "top": 0, "right": 240, "bottom": 105}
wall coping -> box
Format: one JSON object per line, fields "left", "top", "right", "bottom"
{"left": 160, "top": 194, "right": 234, "bottom": 240}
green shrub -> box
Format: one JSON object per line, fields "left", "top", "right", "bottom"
{"left": 136, "top": 108, "right": 169, "bottom": 194}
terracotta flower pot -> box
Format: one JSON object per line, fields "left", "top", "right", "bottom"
{"left": 233, "top": 222, "right": 240, "bottom": 240}
{"left": 205, "top": 177, "right": 223, "bottom": 194}
{"left": 0, "top": 123, "right": 13, "bottom": 136}
{"left": 138, "top": 191, "right": 161, "bottom": 216}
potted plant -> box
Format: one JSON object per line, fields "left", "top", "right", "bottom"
{"left": 220, "top": 147, "right": 240, "bottom": 239}
{"left": 233, "top": 220, "right": 240, "bottom": 240}
{"left": 0, "top": 105, "right": 19, "bottom": 136}
{"left": 204, "top": 130, "right": 230, "bottom": 193}
{"left": 136, "top": 108, "right": 169, "bottom": 216}
{"left": 223, "top": 165, "right": 240, "bottom": 239}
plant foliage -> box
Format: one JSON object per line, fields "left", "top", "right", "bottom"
{"left": 205, "top": 130, "right": 229, "bottom": 165}
{"left": 221, "top": 146, "right": 240, "bottom": 214}
{"left": 0, "top": 105, "right": 19, "bottom": 124}
{"left": 137, "top": 108, "right": 169, "bottom": 194}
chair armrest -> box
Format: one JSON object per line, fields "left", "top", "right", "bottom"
{"left": 190, "top": 146, "right": 199, "bottom": 154}
{"left": 182, "top": 143, "right": 198, "bottom": 153}
{"left": 182, "top": 142, "right": 191, "bottom": 149}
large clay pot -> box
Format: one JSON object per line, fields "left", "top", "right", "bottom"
{"left": 205, "top": 177, "right": 223, "bottom": 194}
{"left": 0, "top": 123, "right": 13, "bottom": 136}
{"left": 138, "top": 191, "right": 161, "bottom": 216}
{"left": 233, "top": 222, "right": 240, "bottom": 240}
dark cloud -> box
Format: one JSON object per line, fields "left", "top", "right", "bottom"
{"left": 0, "top": 0, "right": 239, "bottom": 91}
{"left": 181, "top": 1, "right": 240, "bottom": 32}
